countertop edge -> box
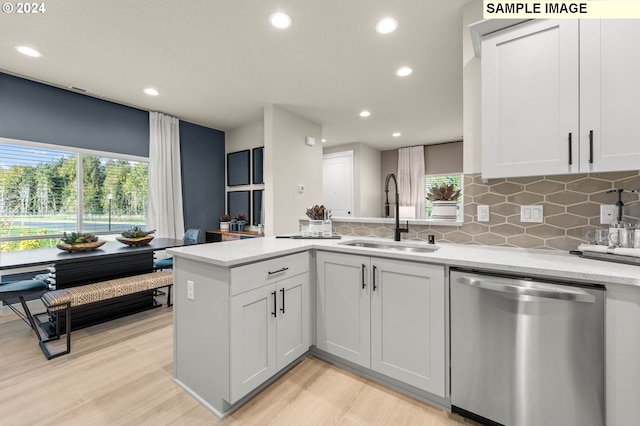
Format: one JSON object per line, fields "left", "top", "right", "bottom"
{"left": 167, "top": 237, "right": 640, "bottom": 288}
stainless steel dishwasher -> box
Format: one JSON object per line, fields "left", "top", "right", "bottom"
{"left": 450, "top": 269, "right": 605, "bottom": 426}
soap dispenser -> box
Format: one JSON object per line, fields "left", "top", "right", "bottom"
{"left": 606, "top": 189, "right": 629, "bottom": 247}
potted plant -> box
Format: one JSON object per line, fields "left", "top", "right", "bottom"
{"left": 116, "top": 226, "right": 155, "bottom": 246}
{"left": 235, "top": 214, "right": 247, "bottom": 232}
{"left": 427, "top": 183, "right": 461, "bottom": 220}
{"left": 219, "top": 214, "right": 231, "bottom": 231}
{"left": 57, "top": 231, "right": 105, "bottom": 252}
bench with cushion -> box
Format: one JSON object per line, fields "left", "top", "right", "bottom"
{"left": 39, "top": 271, "right": 173, "bottom": 359}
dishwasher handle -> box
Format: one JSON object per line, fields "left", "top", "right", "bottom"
{"left": 456, "top": 276, "right": 596, "bottom": 303}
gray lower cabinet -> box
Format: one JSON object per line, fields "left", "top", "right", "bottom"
{"left": 173, "top": 251, "right": 310, "bottom": 416}
{"left": 316, "top": 251, "right": 446, "bottom": 397}
{"left": 230, "top": 271, "right": 309, "bottom": 403}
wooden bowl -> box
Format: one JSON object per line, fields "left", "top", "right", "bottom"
{"left": 115, "top": 235, "right": 155, "bottom": 246}
{"left": 56, "top": 240, "right": 106, "bottom": 252}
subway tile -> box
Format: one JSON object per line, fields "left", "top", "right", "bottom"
{"left": 545, "top": 236, "right": 583, "bottom": 251}
{"left": 443, "top": 231, "right": 474, "bottom": 243}
{"left": 507, "top": 234, "right": 545, "bottom": 248}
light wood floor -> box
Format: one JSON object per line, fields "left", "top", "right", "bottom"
{"left": 0, "top": 300, "right": 476, "bottom": 425}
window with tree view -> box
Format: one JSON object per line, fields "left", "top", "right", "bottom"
{"left": 0, "top": 140, "right": 148, "bottom": 252}
{"left": 425, "top": 174, "right": 463, "bottom": 220}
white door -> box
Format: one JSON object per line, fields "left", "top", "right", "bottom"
{"left": 323, "top": 151, "right": 354, "bottom": 217}
{"left": 229, "top": 284, "right": 276, "bottom": 403}
{"left": 580, "top": 20, "right": 640, "bottom": 172}
{"left": 316, "top": 251, "right": 370, "bottom": 368}
{"left": 370, "top": 258, "right": 446, "bottom": 397}
{"left": 482, "top": 19, "right": 579, "bottom": 178}
{"left": 276, "top": 272, "right": 310, "bottom": 370}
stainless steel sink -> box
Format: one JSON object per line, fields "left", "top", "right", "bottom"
{"left": 339, "top": 240, "right": 439, "bottom": 253}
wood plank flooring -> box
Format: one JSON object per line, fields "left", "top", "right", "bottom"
{"left": 0, "top": 300, "right": 476, "bottom": 425}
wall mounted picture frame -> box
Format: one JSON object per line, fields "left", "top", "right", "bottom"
{"left": 252, "top": 190, "right": 263, "bottom": 226}
{"left": 253, "top": 146, "right": 264, "bottom": 184}
{"left": 227, "top": 149, "right": 250, "bottom": 186}
{"left": 227, "top": 190, "right": 250, "bottom": 222}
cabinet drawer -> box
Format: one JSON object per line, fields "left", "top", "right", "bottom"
{"left": 230, "top": 251, "right": 309, "bottom": 296}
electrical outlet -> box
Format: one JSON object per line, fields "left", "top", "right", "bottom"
{"left": 187, "top": 280, "right": 195, "bottom": 300}
{"left": 520, "top": 205, "right": 543, "bottom": 223}
{"left": 600, "top": 205, "right": 616, "bottom": 224}
{"left": 477, "top": 205, "right": 490, "bottom": 222}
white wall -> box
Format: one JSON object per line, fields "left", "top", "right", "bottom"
{"left": 323, "top": 142, "right": 381, "bottom": 217}
{"left": 225, "top": 120, "right": 264, "bottom": 227}
{"left": 264, "top": 105, "right": 323, "bottom": 235}
{"left": 462, "top": 1, "right": 482, "bottom": 174}
{"left": 225, "top": 120, "right": 263, "bottom": 154}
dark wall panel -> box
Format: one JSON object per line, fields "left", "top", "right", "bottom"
{"left": 0, "top": 73, "right": 148, "bottom": 157}
{"left": 180, "top": 121, "right": 225, "bottom": 234}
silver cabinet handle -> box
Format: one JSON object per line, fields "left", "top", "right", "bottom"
{"left": 456, "top": 276, "right": 595, "bottom": 303}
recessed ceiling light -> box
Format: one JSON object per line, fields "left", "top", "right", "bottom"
{"left": 144, "top": 88, "right": 159, "bottom": 96}
{"left": 321, "top": 139, "right": 326, "bottom": 143}
{"left": 375, "top": 17, "right": 398, "bottom": 34}
{"left": 15, "top": 46, "right": 42, "bottom": 57}
{"left": 396, "top": 66, "right": 413, "bottom": 77}
{"left": 392, "top": 132, "right": 401, "bottom": 137}
{"left": 359, "top": 111, "right": 371, "bottom": 118}
{"left": 269, "top": 12, "right": 292, "bottom": 29}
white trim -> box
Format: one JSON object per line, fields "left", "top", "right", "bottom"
{"left": 0, "top": 136, "right": 149, "bottom": 162}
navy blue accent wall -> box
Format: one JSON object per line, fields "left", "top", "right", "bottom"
{"left": 0, "top": 72, "right": 226, "bottom": 234}
{"left": 0, "top": 73, "right": 148, "bottom": 157}
{"left": 180, "top": 121, "right": 226, "bottom": 235}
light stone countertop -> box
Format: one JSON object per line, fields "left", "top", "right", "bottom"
{"left": 168, "top": 235, "right": 640, "bottom": 287}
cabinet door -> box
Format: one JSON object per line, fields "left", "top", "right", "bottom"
{"left": 276, "top": 272, "right": 310, "bottom": 370}
{"left": 580, "top": 20, "right": 640, "bottom": 172}
{"left": 482, "top": 19, "right": 579, "bottom": 178}
{"left": 370, "top": 259, "right": 445, "bottom": 397}
{"left": 316, "top": 251, "right": 371, "bottom": 368}
{"left": 230, "top": 284, "right": 276, "bottom": 403}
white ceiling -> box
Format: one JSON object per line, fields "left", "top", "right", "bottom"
{"left": 0, "top": 0, "right": 469, "bottom": 151}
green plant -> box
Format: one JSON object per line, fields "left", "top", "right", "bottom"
{"left": 426, "top": 183, "right": 461, "bottom": 201}
{"left": 121, "top": 226, "right": 155, "bottom": 239}
{"left": 61, "top": 231, "right": 98, "bottom": 245}
{"left": 306, "top": 205, "right": 328, "bottom": 220}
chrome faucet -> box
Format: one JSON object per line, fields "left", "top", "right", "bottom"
{"left": 384, "top": 173, "right": 409, "bottom": 241}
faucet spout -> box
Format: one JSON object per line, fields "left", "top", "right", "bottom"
{"left": 384, "top": 173, "right": 409, "bottom": 241}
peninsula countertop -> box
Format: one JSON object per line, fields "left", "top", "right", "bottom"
{"left": 167, "top": 236, "right": 640, "bottom": 288}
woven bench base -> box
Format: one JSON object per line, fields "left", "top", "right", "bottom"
{"left": 39, "top": 271, "right": 173, "bottom": 359}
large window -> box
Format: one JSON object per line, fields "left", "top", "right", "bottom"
{"left": 425, "top": 174, "right": 463, "bottom": 220}
{"left": 0, "top": 139, "right": 148, "bottom": 252}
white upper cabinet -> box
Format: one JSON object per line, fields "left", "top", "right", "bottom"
{"left": 580, "top": 20, "right": 640, "bottom": 172}
{"left": 481, "top": 19, "right": 640, "bottom": 178}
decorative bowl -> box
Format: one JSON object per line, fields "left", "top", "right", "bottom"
{"left": 116, "top": 235, "right": 155, "bottom": 246}
{"left": 56, "top": 241, "right": 106, "bottom": 252}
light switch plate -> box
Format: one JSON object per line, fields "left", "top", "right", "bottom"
{"left": 305, "top": 136, "right": 315, "bottom": 146}
{"left": 520, "top": 205, "right": 543, "bottom": 223}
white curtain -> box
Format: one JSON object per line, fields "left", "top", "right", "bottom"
{"left": 147, "top": 111, "right": 185, "bottom": 239}
{"left": 397, "top": 146, "right": 425, "bottom": 219}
